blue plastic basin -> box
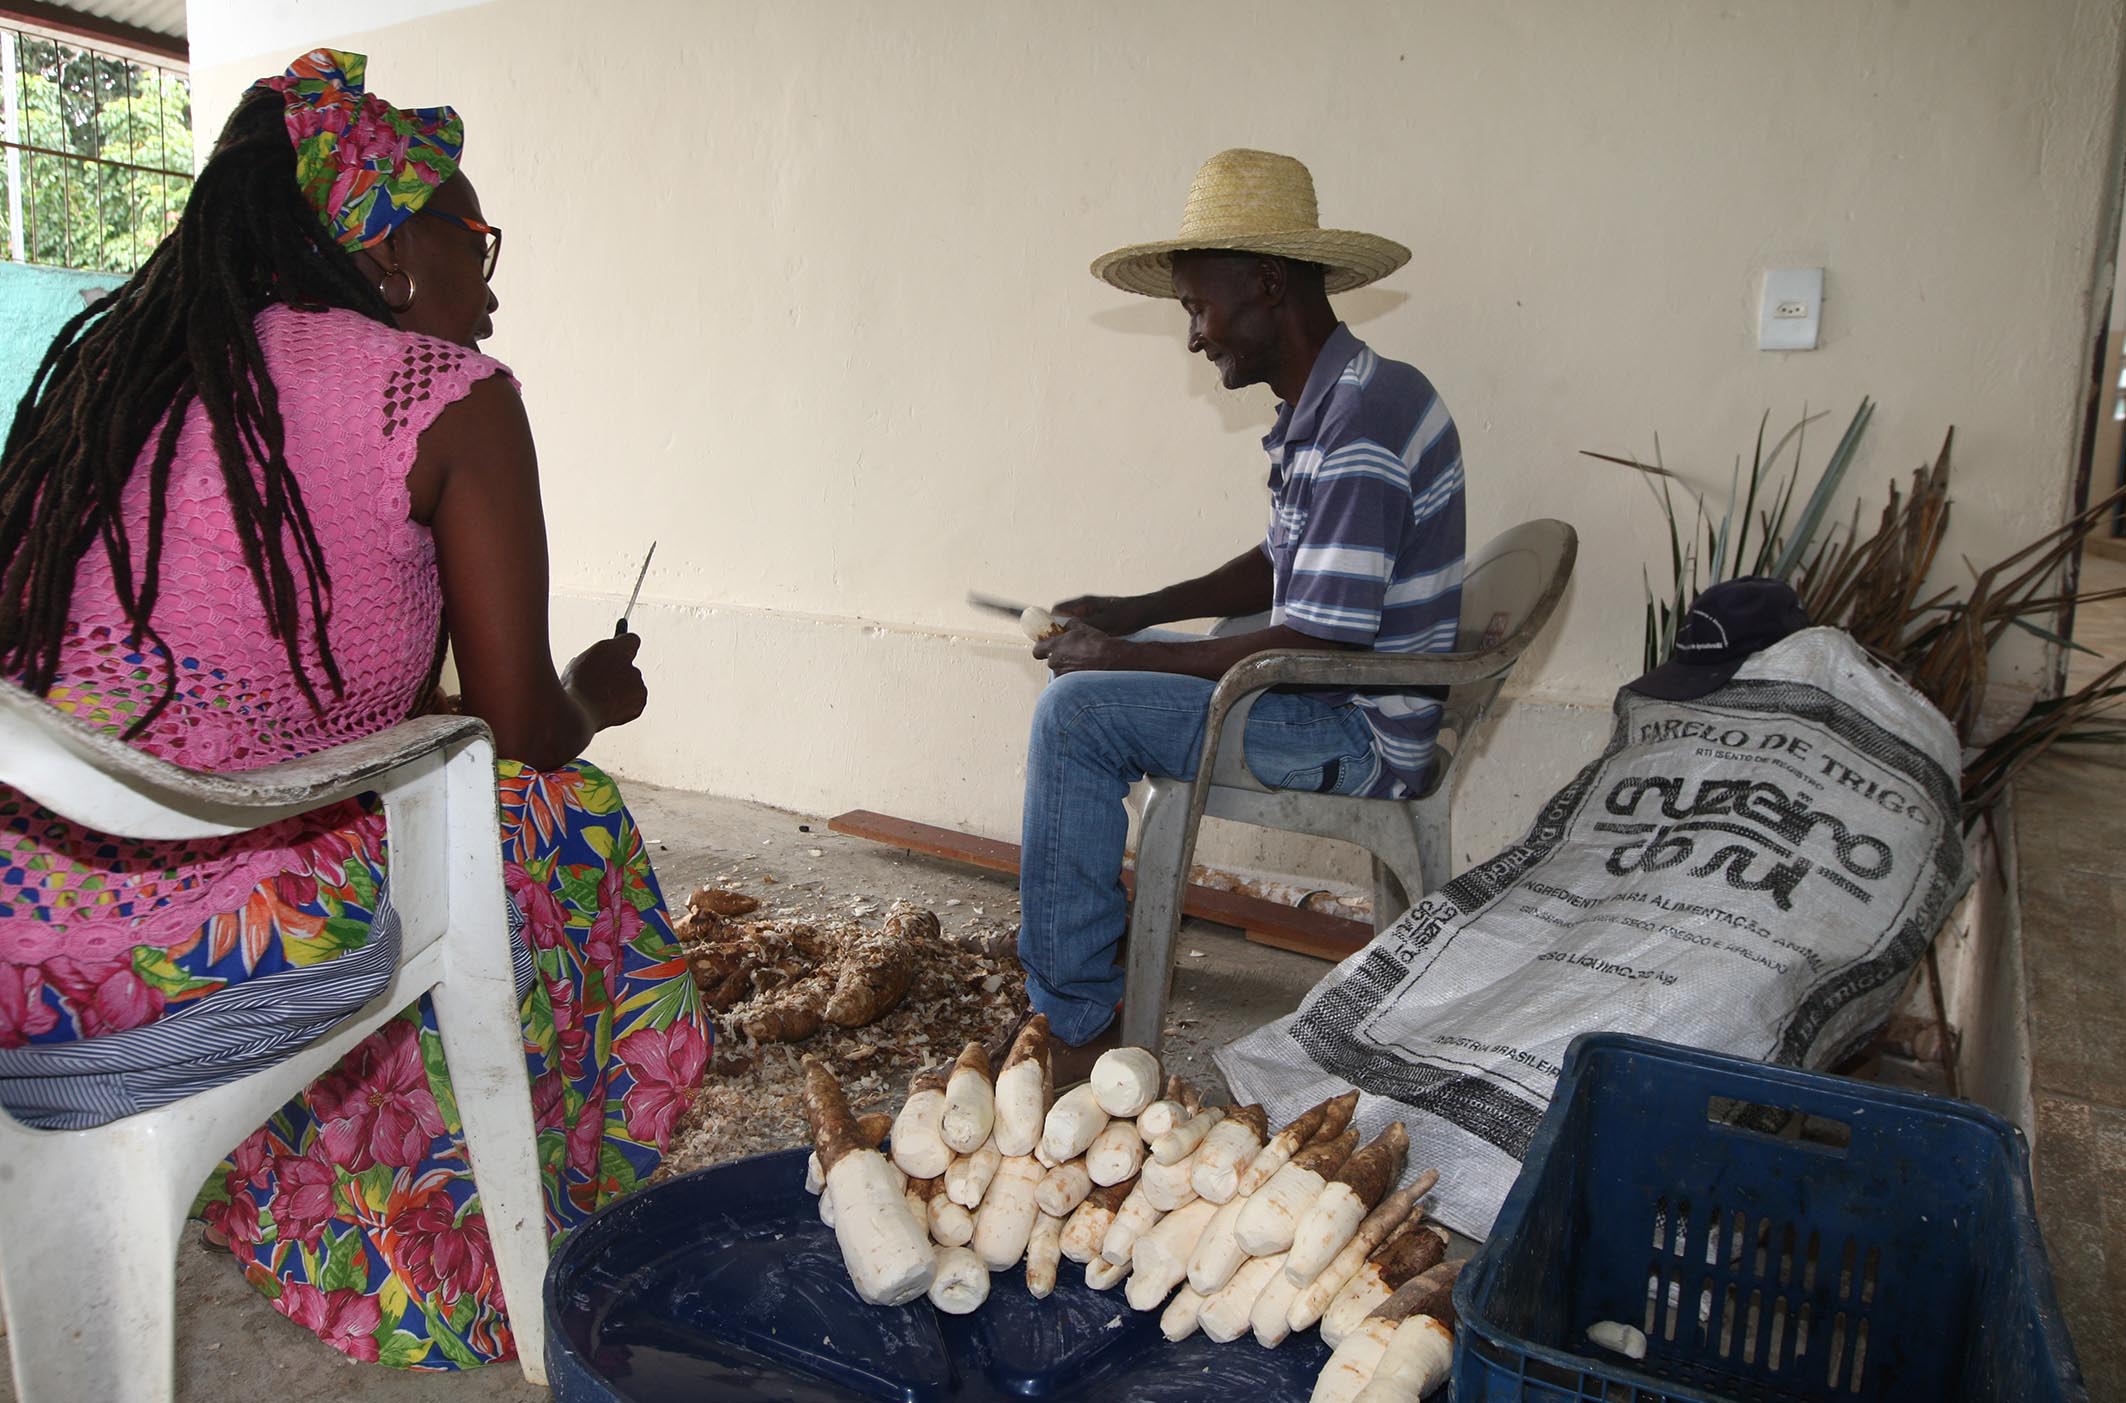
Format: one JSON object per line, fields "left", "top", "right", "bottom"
{"left": 544, "top": 1147, "right": 1333, "bottom": 1401}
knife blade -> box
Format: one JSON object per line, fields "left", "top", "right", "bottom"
{"left": 965, "top": 590, "right": 1035, "bottom": 621}
{"left": 615, "top": 541, "right": 657, "bottom": 637}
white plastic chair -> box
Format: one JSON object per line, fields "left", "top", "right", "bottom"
{"left": 1120, "top": 518, "right": 1578, "bottom": 1052}
{"left": 0, "top": 683, "right": 550, "bottom": 1398}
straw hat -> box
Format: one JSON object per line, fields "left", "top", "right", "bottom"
{"left": 1091, "top": 148, "right": 1410, "bottom": 299}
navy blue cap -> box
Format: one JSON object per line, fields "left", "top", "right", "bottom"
{"left": 1627, "top": 576, "right": 1811, "bottom": 700}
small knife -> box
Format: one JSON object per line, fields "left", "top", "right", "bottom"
{"left": 615, "top": 541, "right": 657, "bottom": 637}
{"left": 966, "top": 590, "right": 1034, "bottom": 621}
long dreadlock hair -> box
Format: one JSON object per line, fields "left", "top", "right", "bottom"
{"left": 0, "top": 86, "right": 397, "bottom": 739}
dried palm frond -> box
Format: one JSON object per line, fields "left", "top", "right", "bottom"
{"left": 1590, "top": 405, "right": 2126, "bottom": 824}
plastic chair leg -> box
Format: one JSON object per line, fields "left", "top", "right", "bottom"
{"left": 1415, "top": 787, "right": 1453, "bottom": 897}
{"left": 429, "top": 980, "right": 550, "bottom": 1382}
{"left": 1369, "top": 857, "right": 1410, "bottom": 934}
{"left": 432, "top": 741, "right": 550, "bottom": 1385}
{"left": 0, "top": 1133, "right": 186, "bottom": 1402}
{"left": 1121, "top": 777, "right": 1193, "bottom": 1054}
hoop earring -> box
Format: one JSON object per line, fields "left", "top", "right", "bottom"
{"left": 379, "top": 268, "right": 417, "bottom": 313}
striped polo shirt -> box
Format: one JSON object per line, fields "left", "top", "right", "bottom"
{"left": 1261, "top": 323, "right": 1466, "bottom": 798}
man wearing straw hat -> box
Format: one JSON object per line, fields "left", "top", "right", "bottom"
{"left": 1020, "top": 149, "right": 1467, "bottom": 1075}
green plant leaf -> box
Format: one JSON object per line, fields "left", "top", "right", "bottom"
{"left": 2005, "top": 616, "right": 2100, "bottom": 655}
{"left": 1773, "top": 398, "right": 1873, "bottom": 578}
{"left": 375, "top": 1330, "right": 430, "bottom": 1369}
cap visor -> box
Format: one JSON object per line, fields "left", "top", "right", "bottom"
{"left": 1623, "top": 658, "right": 1746, "bottom": 702}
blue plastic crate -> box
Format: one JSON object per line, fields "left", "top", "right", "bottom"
{"left": 1452, "top": 1033, "right": 2085, "bottom": 1403}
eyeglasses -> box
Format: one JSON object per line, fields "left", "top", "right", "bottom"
{"left": 418, "top": 207, "right": 503, "bottom": 282}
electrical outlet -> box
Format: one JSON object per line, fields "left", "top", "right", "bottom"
{"left": 1759, "top": 268, "right": 1824, "bottom": 350}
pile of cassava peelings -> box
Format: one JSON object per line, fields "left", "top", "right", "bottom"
{"left": 660, "top": 884, "right": 1026, "bottom": 1172}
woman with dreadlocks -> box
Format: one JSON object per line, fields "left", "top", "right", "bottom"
{"left": 0, "top": 52, "right": 708, "bottom": 1369}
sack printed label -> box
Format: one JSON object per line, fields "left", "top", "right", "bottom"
{"left": 1218, "top": 630, "right": 1971, "bottom": 1241}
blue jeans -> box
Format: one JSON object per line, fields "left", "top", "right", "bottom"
{"left": 1017, "top": 670, "right": 1377, "bottom": 1045}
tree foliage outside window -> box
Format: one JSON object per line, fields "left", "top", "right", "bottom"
{"left": 2, "top": 28, "right": 192, "bottom": 275}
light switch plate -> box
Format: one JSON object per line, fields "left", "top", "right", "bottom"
{"left": 1759, "top": 267, "right": 1824, "bottom": 350}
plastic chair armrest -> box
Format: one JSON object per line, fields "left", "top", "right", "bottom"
{"left": 1196, "top": 645, "right": 1519, "bottom": 775}
{"left": 0, "top": 681, "right": 495, "bottom": 838}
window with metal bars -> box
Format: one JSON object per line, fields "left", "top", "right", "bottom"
{"left": 1, "top": 25, "right": 190, "bottom": 274}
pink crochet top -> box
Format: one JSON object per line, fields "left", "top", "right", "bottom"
{"left": 0, "top": 303, "right": 509, "bottom": 965}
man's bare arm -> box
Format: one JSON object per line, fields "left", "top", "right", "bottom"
{"left": 1050, "top": 546, "right": 1273, "bottom": 636}
{"left": 1034, "top": 619, "right": 1359, "bottom": 681}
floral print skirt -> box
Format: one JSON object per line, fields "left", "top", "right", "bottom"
{"left": 180, "top": 760, "right": 711, "bottom": 1369}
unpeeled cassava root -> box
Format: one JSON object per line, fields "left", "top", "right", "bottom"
{"left": 824, "top": 902, "right": 931, "bottom": 1027}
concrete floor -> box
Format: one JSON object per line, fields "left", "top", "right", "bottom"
{"left": 2015, "top": 552, "right": 2126, "bottom": 1403}
{"left": 0, "top": 785, "right": 1328, "bottom": 1403}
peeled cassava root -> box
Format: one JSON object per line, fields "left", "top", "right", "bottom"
{"left": 1086, "top": 1118, "right": 1146, "bottom": 1186}
{"left": 801, "top": 1056, "right": 935, "bottom": 1306}
{"left": 927, "top": 1245, "right": 990, "bottom": 1315}
{"left": 891, "top": 1069, "right": 951, "bottom": 1179}
{"left": 1020, "top": 606, "right": 1067, "bottom": 642}
{"left": 1289, "top": 1173, "right": 1435, "bottom": 1333}
{"left": 795, "top": 1044, "right": 1462, "bottom": 1396}
{"left": 970, "top": 1154, "right": 1046, "bottom": 1269}
{"left": 940, "top": 1041, "right": 996, "bottom": 1154}
{"left": 1319, "top": 1261, "right": 1461, "bottom": 1402}
{"left": 1061, "top": 1177, "right": 1134, "bottom": 1264}
{"left": 1191, "top": 1104, "right": 1268, "bottom": 1203}
{"left": 1322, "top": 1223, "right": 1448, "bottom": 1347}
{"left": 1025, "top": 1210, "right": 1064, "bottom": 1298}
{"left": 993, "top": 1015, "right": 1053, "bottom": 1157}
{"left": 1287, "top": 1124, "right": 1409, "bottom": 1284}
{"left": 1237, "top": 1127, "right": 1358, "bottom": 1257}
{"left": 1091, "top": 1046, "right": 1162, "bottom": 1117}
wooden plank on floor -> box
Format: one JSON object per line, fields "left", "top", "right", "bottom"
{"left": 827, "top": 808, "right": 1372, "bottom": 961}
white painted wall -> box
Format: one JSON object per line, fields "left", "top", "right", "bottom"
{"left": 189, "top": 1, "right": 2126, "bottom": 886}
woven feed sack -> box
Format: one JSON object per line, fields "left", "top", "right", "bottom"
{"left": 1216, "top": 628, "right": 1972, "bottom": 1239}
